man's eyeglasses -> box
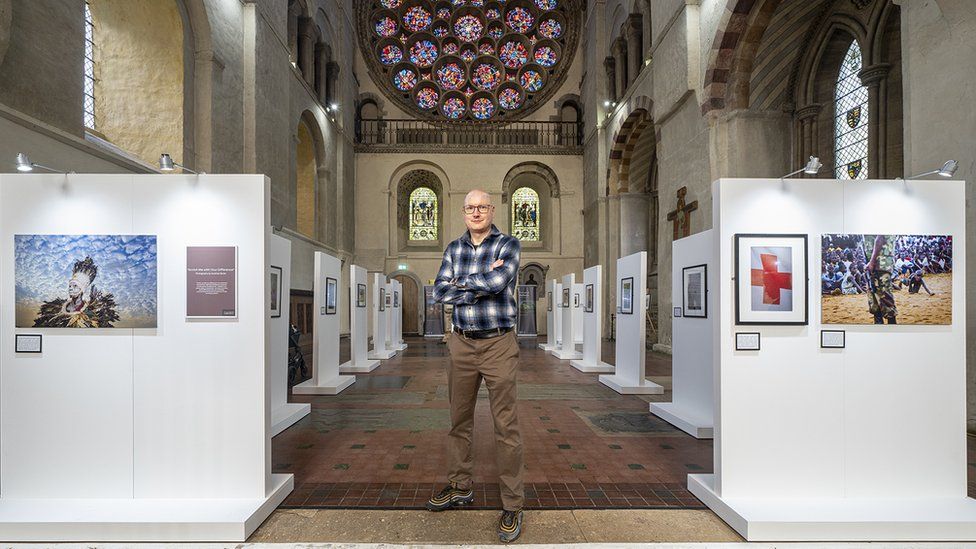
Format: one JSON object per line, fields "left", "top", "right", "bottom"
{"left": 462, "top": 205, "right": 493, "bottom": 214}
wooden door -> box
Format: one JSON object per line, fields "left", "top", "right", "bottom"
{"left": 393, "top": 275, "right": 419, "bottom": 334}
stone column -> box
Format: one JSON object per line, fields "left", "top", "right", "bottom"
{"left": 626, "top": 14, "right": 643, "bottom": 86}
{"left": 604, "top": 56, "right": 617, "bottom": 102}
{"left": 613, "top": 38, "right": 627, "bottom": 99}
{"left": 326, "top": 61, "right": 340, "bottom": 106}
{"left": 298, "top": 16, "right": 316, "bottom": 85}
{"left": 315, "top": 43, "right": 329, "bottom": 103}
{"left": 859, "top": 63, "right": 891, "bottom": 178}
{"left": 618, "top": 192, "right": 650, "bottom": 256}
{"left": 287, "top": 6, "right": 300, "bottom": 64}
{"left": 794, "top": 104, "right": 822, "bottom": 173}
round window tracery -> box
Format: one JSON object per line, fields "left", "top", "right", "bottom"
{"left": 360, "top": 0, "right": 579, "bottom": 122}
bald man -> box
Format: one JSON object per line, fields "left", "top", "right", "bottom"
{"left": 428, "top": 189, "right": 524, "bottom": 543}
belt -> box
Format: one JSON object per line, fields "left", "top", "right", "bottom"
{"left": 453, "top": 326, "right": 513, "bottom": 339}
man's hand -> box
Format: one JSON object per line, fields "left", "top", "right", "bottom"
{"left": 490, "top": 259, "right": 504, "bottom": 271}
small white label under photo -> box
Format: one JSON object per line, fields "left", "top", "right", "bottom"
{"left": 673, "top": 306, "right": 682, "bottom": 318}
{"left": 15, "top": 334, "right": 42, "bottom": 353}
{"left": 735, "top": 332, "right": 760, "bottom": 351}
{"left": 821, "top": 330, "right": 846, "bottom": 349}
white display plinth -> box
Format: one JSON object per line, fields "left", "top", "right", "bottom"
{"left": 340, "top": 265, "right": 380, "bottom": 374}
{"left": 392, "top": 279, "right": 407, "bottom": 351}
{"left": 571, "top": 265, "right": 614, "bottom": 373}
{"left": 552, "top": 274, "right": 581, "bottom": 360}
{"left": 572, "top": 282, "right": 584, "bottom": 344}
{"left": 269, "top": 234, "right": 310, "bottom": 436}
{"left": 368, "top": 273, "right": 396, "bottom": 360}
{"left": 700, "top": 178, "right": 974, "bottom": 541}
{"left": 599, "top": 251, "right": 663, "bottom": 395}
{"left": 538, "top": 278, "right": 558, "bottom": 351}
{"left": 293, "top": 251, "right": 355, "bottom": 395}
{"left": 0, "top": 174, "right": 288, "bottom": 541}
{"left": 649, "top": 229, "right": 714, "bottom": 439}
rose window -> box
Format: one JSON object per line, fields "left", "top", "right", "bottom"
{"left": 360, "top": 0, "right": 579, "bottom": 122}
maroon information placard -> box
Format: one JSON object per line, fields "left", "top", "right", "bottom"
{"left": 186, "top": 246, "right": 238, "bottom": 318}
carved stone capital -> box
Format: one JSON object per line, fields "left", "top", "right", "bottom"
{"left": 612, "top": 37, "right": 627, "bottom": 56}
{"left": 858, "top": 63, "right": 892, "bottom": 87}
{"left": 795, "top": 104, "right": 822, "bottom": 121}
{"left": 604, "top": 56, "right": 616, "bottom": 72}
{"left": 626, "top": 14, "right": 643, "bottom": 36}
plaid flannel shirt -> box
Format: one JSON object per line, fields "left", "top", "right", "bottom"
{"left": 433, "top": 224, "right": 521, "bottom": 331}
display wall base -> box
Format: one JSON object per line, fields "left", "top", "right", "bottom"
{"left": 0, "top": 473, "right": 292, "bottom": 542}
{"left": 270, "top": 403, "right": 311, "bottom": 437}
{"left": 550, "top": 347, "right": 582, "bottom": 360}
{"left": 570, "top": 360, "right": 615, "bottom": 373}
{"left": 292, "top": 375, "right": 355, "bottom": 395}
{"left": 688, "top": 474, "right": 976, "bottom": 541}
{"left": 339, "top": 359, "right": 380, "bottom": 374}
{"left": 367, "top": 349, "right": 396, "bottom": 360}
{"left": 517, "top": 333, "right": 537, "bottom": 338}
{"left": 598, "top": 374, "right": 664, "bottom": 395}
{"left": 394, "top": 342, "right": 407, "bottom": 351}
{"left": 649, "top": 402, "right": 712, "bottom": 439}
{"left": 537, "top": 343, "right": 555, "bottom": 351}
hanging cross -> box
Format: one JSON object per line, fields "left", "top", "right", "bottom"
{"left": 665, "top": 186, "right": 698, "bottom": 239}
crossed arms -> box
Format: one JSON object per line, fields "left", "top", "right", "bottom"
{"left": 432, "top": 239, "right": 521, "bottom": 304}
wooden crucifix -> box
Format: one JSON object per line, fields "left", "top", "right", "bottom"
{"left": 666, "top": 186, "right": 698, "bottom": 240}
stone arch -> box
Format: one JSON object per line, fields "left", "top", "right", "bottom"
{"left": 392, "top": 163, "right": 447, "bottom": 251}
{"left": 501, "top": 162, "right": 560, "bottom": 202}
{"left": 295, "top": 110, "right": 325, "bottom": 239}
{"left": 387, "top": 269, "right": 424, "bottom": 335}
{"left": 502, "top": 162, "right": 558, "bottom": 248}
{"left": 607, "top": 96, "right": 652, "bottom": 195}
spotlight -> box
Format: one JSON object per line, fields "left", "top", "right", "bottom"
{"left": 906, "top": 159, "right": 958, "bottom": 180}
{"left": 330, "top": 103, "right": 339, "bottom": 111}
{"left": 781, "top": 156, "right": 822, "bottom": 179}
{"left": 14, "top": 152, "right": 64, "bottom": 173}
{"left": 158, "top": 153, "right": 203, "bottom": 174}
{"left": 603, "top": 100, "right": 611, "bottom": 108}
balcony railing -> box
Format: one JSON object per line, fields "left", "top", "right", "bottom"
{"left": 355, "top": 118, "right": 583, "bottom": 154}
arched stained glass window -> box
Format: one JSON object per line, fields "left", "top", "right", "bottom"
{"left": 511, "top": 187, "right": 540, "bottom": 241}
{"left": 409, "top": 186, "right": 438, "bottom": 240}
{"left": 834, "top": 40, "right": 868, "bottom": 180}
{"left": 84, "top": 1, "right": 95, "bottom": 129}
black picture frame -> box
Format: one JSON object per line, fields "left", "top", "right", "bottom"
{"left": 15, "top": 334, "right": 42, "bottom": 353}
{"left": 682, "top": 263, "right": 707, "bottom": 318}
{"left": 357, "top": 283, "right": 367, "bottom": 308}
{"left": 562, "top": 287, "right": 570, "bottom": 308}
{"left": 547, "top": 291, "right": 552, "bottom": 312}
{"left": 735, "top": 332, "right": 761, "bottom": 351}
{"left": 820, "top": 330, "right": 846, "bottom": 349}
{"left": 573, "top": 292, "right": 580, "bottom": 308}
{"left": 269, "top": 265, "right": 283, "bottom": 318}
{"left": 733, "top": 233, "right": 809, "bottom": 326}
{"left": 325, "top": 277, "right": 337, "bottom": 315}
{"left": 584, "top": 284, "right": 594, "bottom": 313}
{"left": 394, "top": 290, "right": 399, "bottom": 308}
{"left": 620, "top": 277, "right": 634, "bottom": 315}
{"left": 379, "top": 287, "right": 386, "bottom": 312}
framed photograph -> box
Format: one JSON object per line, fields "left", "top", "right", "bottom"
{"left": 270, "top": 265, "right": 282, "bottom": 318}
{"left": 394, "top": 290, "right": 399, "bottom": 309}
{"left": 620, "top": 277, "right": 634, "bottom": 315}
{"left": 821, "top": 234, "right": 952, "bottom": 325}
{"left": 573, "top": 292, "right": 580, "bottom": 308}
{"left": 682, "top": 264, "right": 707, "bottom": 318}
{"left": 673, "top": 306, "right": 682, "bottom": 318}
{"left": 821, "top": 330, "right": 846, "bottom": 349}
{"left": 562, "top": 287, "right": 570, "bottom": 308}
{"left": 357, "top": 283, "right": 367, "bottom": 308}
{"left": 325, "top": 277, "right": 337, "bottom": 315}
{"left": 584, "top": 284, "right": 594, "bottom": 313}
{"left": 379, "top": 287, "right": 386, "bottom": 312}
{"left": 734, "top": 234, "right": 808, "bottom": 325}
{"left": 15, "top": 334, "right": 42, "bottom": 353}
{"left": 735, "top": 332, "right": 761, "bottom": 351}
{"left": 547, "top": 291, "right": 552, "bottom": 312}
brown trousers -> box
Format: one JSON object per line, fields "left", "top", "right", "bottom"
{"left": 446, "top": 329, "right": 524, "bottom": 511}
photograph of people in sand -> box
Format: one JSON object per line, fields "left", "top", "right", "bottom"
{"left": 821, "top": 234, "right": 952, "bottom": 325}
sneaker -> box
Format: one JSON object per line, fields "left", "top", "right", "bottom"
{"left": 498, "top": 509, "right": 523, "bottom": 543}
{"left": 425, "top": 483, "right": 474, "bottom": 511}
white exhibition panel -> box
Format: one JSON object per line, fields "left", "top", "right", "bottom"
{"left": 293, "top": 252, "right": 354, "bottom": 395}
{"left": 368, "top": 273, "right": 395, "bottom": 360}
{"left": 572, "top": 282, "right": 584, "bottom": 344}
{"left": 339, "top": 264, "right": 379, "bottom": 374}
{"left": 571, "top": 265, "right": 614, "bottom": 373}
{"left": 688, "top": 178, "right": 974, "bottom": 541}
{"left": 269, "top": 234, "right": 310, "bottom": 436}
{"left": 599, "top": 251, "right": 663, "bottom": 395}
{"left": 385, "top": 281, "right": 395, "bottom": 349}
{"left": 553, "top": 281, "right": 563, "bottom": 347}
{"left": 650, "top": 229, "right": 714, "bottom": 439}
{"left": 392, "top": 279, "right": 406, "bottom": 350}
{"left": 552, "top": 274, "right": 581, "bottom": 360}
{"left": 0, "top": 174, "right": 290, "bottom": 540}
{"left": 538, "top": 278, "right": 557, "bottom": 351}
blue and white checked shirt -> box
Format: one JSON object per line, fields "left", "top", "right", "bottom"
{"left": 433, "top": 224, "right": 521, "bottom": 331}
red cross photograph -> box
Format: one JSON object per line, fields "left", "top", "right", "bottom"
{"left": 750, "top": 246, "right": 794, "bottom": 311}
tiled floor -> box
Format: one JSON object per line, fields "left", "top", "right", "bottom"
{"left": 273, "top": 335, "right": 976, "bottom": 511}
{"left": 272, "top": 335, "right": 711, "bottom": 510}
